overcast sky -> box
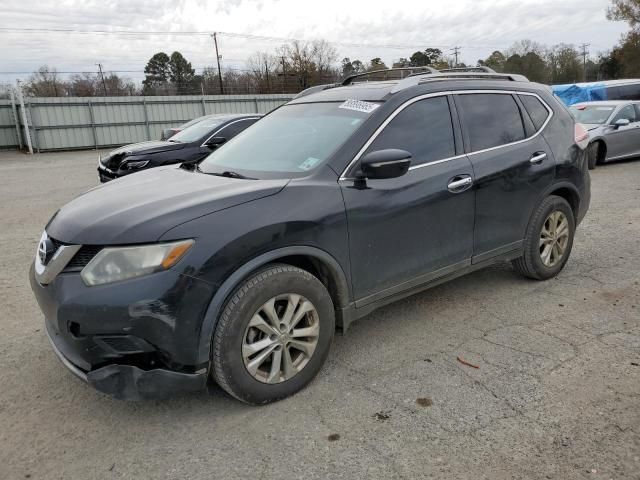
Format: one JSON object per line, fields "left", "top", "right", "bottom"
{"left": 0, "top": 0, "right": 629, "bottom": 85}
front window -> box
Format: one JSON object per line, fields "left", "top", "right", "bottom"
{"left": 169, "top": 118, "right": 224, "bottom": 143}
{"left": 569, "top": 105, "right": 615, "bottom": 125}
{"left": 199, "top": 102, "right": 376, "bottom": 178}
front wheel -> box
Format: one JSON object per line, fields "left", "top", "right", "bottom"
{"left": 512, "top": 195, "right": 576, "bottom": 280}
{"left": 211, "top": 264, "right": 335, "bottom": 404}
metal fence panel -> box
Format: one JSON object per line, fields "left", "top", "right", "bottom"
{"left": 1, "top": 94, "right": 293, "bottom": 152}
{"left": 0, "top": 100, "right": 19, "bottom": 150}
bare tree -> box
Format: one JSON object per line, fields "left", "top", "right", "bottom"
{"left": 25, "top": 66, "right": 64, "bottom": 96}
{"left": 247, "top": 52, "right": 280, "bottom": 93}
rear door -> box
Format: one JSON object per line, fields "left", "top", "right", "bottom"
{"left": 606, "top": 104, "right": 640, "bottom": 160}
{"left": 340, "top": 95, "right": 475, "bottom": 304}
{"left": 454, "top": 91, "right": 555, "bottom": 261}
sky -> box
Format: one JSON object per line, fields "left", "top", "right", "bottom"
{"left": 0, "top": 0, "right": 630, "bottom": 86}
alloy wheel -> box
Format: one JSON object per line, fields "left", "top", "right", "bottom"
{"left": 539, "top": 210, "right": 569, "bottom": 267}
{"left": 242, "top": 294, "right": 320, "bottom": 384}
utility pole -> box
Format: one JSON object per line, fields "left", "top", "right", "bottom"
{"left": 281, "top": 56, "right": 286, "bottom": 94}
{"left": 265, "top": 60, "right": 270, "bottom": 93}
{"left": 96, "top": 63, "right": 108, "bottom": 95}
{"left": 212, "top": 33, "right": 224, "bottom": 95}
{"left": 579, "top": 43, "right": 590, "bottom": 81}
{"left": 450, "top": 46, "right": 461, "bottom": 67}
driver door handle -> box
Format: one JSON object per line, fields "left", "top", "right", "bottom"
{"left": 447, "top": 175, "right": 473, "bottom": 192}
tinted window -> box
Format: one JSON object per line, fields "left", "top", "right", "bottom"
{"left": 216, "top": 118, "right": 258, "bottom": 140}
{"left": 611, "top": 104, "right": 637, "bottom": 123}
{"left": 170, "top": 118, "right": 225, "bottom": 143}
{"left": 457, "top": 94, "right": 526, "bottom": 151}
{"left": 519, "top": 95, "right": 550, "bottom": 130}
{"left": 365, "top": 96, "right": 455, "bottom": 166}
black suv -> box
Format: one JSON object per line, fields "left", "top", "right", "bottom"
{"left": 97, "top": 114, "right": 261, "bottom": 182}
{"left": 30, "top": 67, "right": 590, "bottom": 404}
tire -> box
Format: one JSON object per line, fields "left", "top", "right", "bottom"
{"left": 512, "top": 195, "right": 575, "bottom": 280}
{"left": 587, "top": 143, "right": 598, "bottom": 170}
{"left": 211, "top": 264, "right": 335, "bottom": 404}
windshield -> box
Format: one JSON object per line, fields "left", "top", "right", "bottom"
{"left": 169, "top": 118, "right": 224, "bottom": 143}
{"left": 199, "top": 102, "right": 376, "bottom": 178}
{"left": 179, "top": 115, "right": 209, "bottom": 130}
{"left": 569, "top": 105, "right": 615, "bottom": 124}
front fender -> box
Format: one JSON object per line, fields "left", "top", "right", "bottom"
{"left": 194, "top": 246, "right": 350, "bottom": 365}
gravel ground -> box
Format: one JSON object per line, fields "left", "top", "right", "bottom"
{"left": 0, "top": 150, "right": 638, "bottom": 480}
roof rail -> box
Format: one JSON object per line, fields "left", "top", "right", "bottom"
{"left": 294, "top": 66, "right": 440, "bottom": 99}
{"left": 341, "top": 66, "right": 439, "bottom": 85}
{"left": 439, "top": 66, "right": 497, "bottom": 74}
{"left": 390, "top": 71, "right": 529, "bottom": 93}
{"left": 294, "top": 67, "right": 529, "bottom": 99}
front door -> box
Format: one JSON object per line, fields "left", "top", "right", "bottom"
{"left": 606, "top": 104, "right": 640, "bottom": 160}
{"left": 340, "top": 95, "right": 475, "bottom": 306}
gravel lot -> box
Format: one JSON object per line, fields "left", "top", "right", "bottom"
{"left": 0, "top": 150, "right": 638, "bottom": 480}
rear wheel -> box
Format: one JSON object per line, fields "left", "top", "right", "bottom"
{"left": 512, "top": 195, "right": 575, "bottom": 280}
{"left": 211, "top": 264, "right": 334, "bottom": 404}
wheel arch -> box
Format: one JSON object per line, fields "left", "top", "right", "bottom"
{"left": 590, "top": 138, "right": 607, "bottom": 162}
{"left": 196, "top": 246, "right": 351, "bottom": 365}
{"left": 542, "top": 182, "right": 581, "bottom": 221}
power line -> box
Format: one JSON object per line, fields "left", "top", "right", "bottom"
{"left": 0, "top": 26, "right": 492, "bottom": 50}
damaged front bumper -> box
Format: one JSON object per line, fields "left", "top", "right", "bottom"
{"left": 46, "top": 321, "right": 207, "bottom": 400}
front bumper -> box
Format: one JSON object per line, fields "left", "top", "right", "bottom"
{"left": 97, "top": 164, "right": 118, "bottom": 183}
{"left": 46, "top": 321, "right": 207, "bottom": 400}
{"left": 31, "top": 262, "right": 216, "bottom": 400}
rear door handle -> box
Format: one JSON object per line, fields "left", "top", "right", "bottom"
{"left": 530, "top": 152, "right": 547, "bottom": 164}
{"left": 447, "top": 175, "right": 473, "bottom": 192}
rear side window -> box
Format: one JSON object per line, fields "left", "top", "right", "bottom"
{"left": 365, "top": 96, "right": 455, "bottom": 166}
{"left": 519, "top": 95, "right": 550, "bottom": 130}
{"left": 456, "top": 93, "right": 525, "bottom": 151}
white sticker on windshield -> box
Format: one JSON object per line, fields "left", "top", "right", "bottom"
{"left": 596, "top": 107, "right": 614, "bottom": 111}
{"left": 339, "top": 99, "right": 380, "bottom": 114}
{"left": 299, "top": 157, "right": 321, "bottom": 171}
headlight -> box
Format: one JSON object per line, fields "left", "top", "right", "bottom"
{"left": 81, "top": 239, "right": 194, "bottom": 286}
{"left": 123, "top": 160, "right": 149, "bottom": 170}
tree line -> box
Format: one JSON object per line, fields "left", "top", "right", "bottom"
{"left": 11, "top": 0, "right": 640, "bottom": 97}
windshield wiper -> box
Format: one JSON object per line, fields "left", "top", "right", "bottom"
{"left": 167, "top": 139, "right": 180, "bottom": 143}
{"left": 210, "top": 170, "right": 255, "bottom": 180}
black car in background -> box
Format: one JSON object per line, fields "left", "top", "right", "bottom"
{"left": 97, "top": 114, "right": 261, "bottom": 182}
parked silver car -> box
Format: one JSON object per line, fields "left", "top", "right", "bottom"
{"left": 569, "top": 101, "right": 640, "bottom": 169}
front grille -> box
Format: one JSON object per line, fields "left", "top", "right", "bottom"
{"left": 63, "top": 245, "right": 103, "bottom": 272}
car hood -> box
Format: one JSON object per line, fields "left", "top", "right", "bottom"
{"left": 583, "top": 124, "right": 603, "bottom": 132}
{"left": 46, "top": 167, "right": 288, "bottom": 245}
{"left": 101, "top": 141, "right": 186, "bottom": 169}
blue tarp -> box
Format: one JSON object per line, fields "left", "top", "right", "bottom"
{"left": 552, "top": 83, "right": 608, "bottom": 106}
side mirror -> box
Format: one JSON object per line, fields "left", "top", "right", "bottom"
{"left": 205, "top": 136, "right": 227, "bottom": 147}
{"left": 613, "top": 118, "right": 630, "bottom": 129}
{"left": 359, "top": 149, "right": 411, "bottom": 180}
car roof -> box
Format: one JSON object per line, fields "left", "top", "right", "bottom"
{"left": 289, "top": 69, "right": 542, "bottom": 104}
{"left": 204, "top": 113, "right": 263, "bottom": 121}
